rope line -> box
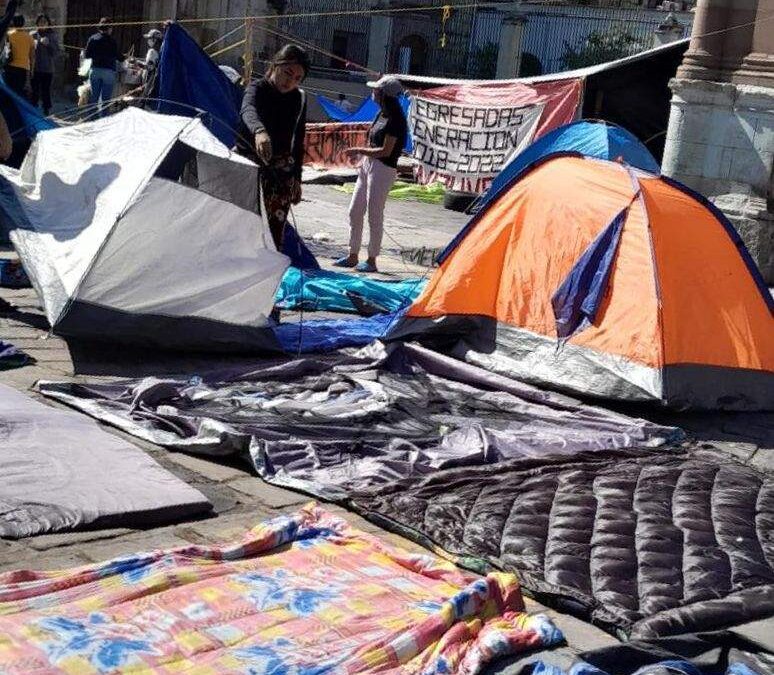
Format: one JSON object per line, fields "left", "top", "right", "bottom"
{"left": 203, "top": 22, "right": 244, "bottom": 51}
{"left": 38, "top": 2, "right": 484, "bottom": 31}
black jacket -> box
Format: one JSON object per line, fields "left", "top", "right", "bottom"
{"left": 238, "top": 77, "right": 306, "bottom": 179}
{"left": 84, "top": 32, "right": 122, "bottom": 71}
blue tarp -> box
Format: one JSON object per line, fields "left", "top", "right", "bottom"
{"left": 276, "top": 267, "right": 426, "bottom": 315}
{"left": 439, "top": 122, "right": 659, "bottom": 266}
{"left": 316, "top": 93, "right": 413, "bottom": 152}
{"left": 317, "top": 94, "right": 380, "bottom": 123}
{"left": 473, "top": 120, "right": 660, "bottom": 214}
{"left": 317, "top": 93, "right": 411, "bottom": 124}
{"left": 0, "top": 77, "right": 56, "bottom": 140}
{"left": 0, "top": 340, "right": 29, "bottom": 369}
{"left": 273, "top": 311, "right": 401, "bottom": 353}
{"left": 551, "top": 205, "right": 628, "bottom": 339}
{"left": 282, "top": 224, "right": 320, "bottom": 270}
{"left": 156, "top": 23, "right": 242, "bottom": 147}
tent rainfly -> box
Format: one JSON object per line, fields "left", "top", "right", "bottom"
{"left": 390, "top": 154, "right": 774, "bottom": 410}
{"left": 0, "top": 108, "right": 289, "bottom": 351}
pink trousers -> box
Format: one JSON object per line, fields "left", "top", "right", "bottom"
{"left": 348, "top": 157, "right": 397, "bottom": 259}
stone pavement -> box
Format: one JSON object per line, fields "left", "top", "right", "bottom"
{"left": 1, "top": 185, "right": 772, "bottom": 669}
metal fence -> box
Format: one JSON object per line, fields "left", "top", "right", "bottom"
{"left": 274, "top": 0, "right": 372, "bottom": 71}
{"left": 520, "top": 6, "right": 694, "bottom": 75}
{"left": 271, "top": 1, "right": 502, "bottom": 80}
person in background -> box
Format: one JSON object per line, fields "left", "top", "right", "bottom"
{"left": 139, "top": 28, "right": 162, "bottom": 96}
{"left": 4, "top": 15, "right": 34, "bottom": 97}
{"left": 84, "top": 17, "right": 121, "bottom": 117}
{"left": 337, "top": 93, "right": 354, "bottom": 114}
{"left": 238, "top": 44, "right": 309, "bottom": 251}
{"left": 30, "top": 15, "right": 59, "bottom": 116}
{"left": 335, "top": 76, "right": 407, "bottom": 273}
{"left": 0, "top": 111, "right": 11, "bottom": 162}
{"left": 0, "top": 0, "right": 17, "bottom": 165}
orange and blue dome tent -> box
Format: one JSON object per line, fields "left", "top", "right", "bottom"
{"left": 390, "top": 153, "right": 773, "bottom": 410}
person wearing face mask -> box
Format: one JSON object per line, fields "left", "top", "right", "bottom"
{"left": 238, "top": 44, "right": 309, "bottom": 251}
{"left": 138, "top": 28, "right": 162, "bottom": 96}
{"left": 335, "top": 76, "right": 407, "bottom": 273}
{"left": 30, "top": 15, "right": 59, "bottom": 116}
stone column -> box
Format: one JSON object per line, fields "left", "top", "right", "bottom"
{"left": 662, "top": 0, "right": 774, "bottom": 283}
{"left": 736, "top": 0, "right": 774, "bottom": 85}
{"left": 496, "top": 12, "right": 526, "bottom": 79}
{"left": 677, "top": 0, "right": 757, "bottom": 80}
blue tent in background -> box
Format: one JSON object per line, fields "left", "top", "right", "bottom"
{"left": 156, "top": 23, "right": 242, "bottom": 147}
{"left": 471, "top": 120, "right": 660, "bottom": 214}
{"left": 317, "top": 93, "right": 413, "bottom": 152}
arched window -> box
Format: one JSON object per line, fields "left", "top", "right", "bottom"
{"left": 397, "top": 34, "right": 428, "bottom": 75}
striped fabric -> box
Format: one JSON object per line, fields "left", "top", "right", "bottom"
{"left": 0, "top": 504, "right": 562, "bottom": 673}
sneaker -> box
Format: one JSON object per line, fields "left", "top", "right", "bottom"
{"left": 355, "top": 261, "right": 377, "bottom": 273}
{"left": 333, "top": 257, "right": 357, "bottom": 268}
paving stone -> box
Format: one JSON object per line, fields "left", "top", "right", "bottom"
{"left": 193, "top": 482, "right": 241, "bottom": 514}
{"left": 0, "top": 539, "right": 27, "bottom": 564}
{"left": 0, "top": 550, "right": 92, "bottom": 574}
{"left": 750, "top": 448, "right": 774, "bottom": 474}
{"left": 709, "top": 440, "right": 758, "bottom": 462}
{"left": 165, "top": 451, "right": 252, "bottom": 482}
{"left": 26, "top": 528, "right": 135, "bottom": 551}
{"left": 78, "top": 530, "right": 192, "bottom": 562}
{"left": 175, "top": 506, "right": 275, "bottom": 545}
{"left": 542, "top": 608, "right": 619, "bottom": 651}
{"left": 325, "top": 506, "right": 383, "bottom": 534}
{"left": 226, "top": 477, "right": 310, "bottom": 508}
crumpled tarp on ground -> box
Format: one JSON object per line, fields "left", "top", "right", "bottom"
{"left": 0, "top": 504, "right": 564, "bottom": 674}
{"left": 0, "top": 340, "right": 29, "bottom": 369}
{"left": 0, "top": 383, "right": 211, "bottom": 538}
{"left": 520, "top": 630, "right": 773, "bottom": 675}
{"left": 274, "top": 312, "right": 401, "bottom": 353}
{"left": 37, "top": 343, "right": 681, "bottom": 501}
{"left": 276, "top": 267, "right": 426, "bottom": 315}
{"left": 351, "top": 448, "right": 774, "bottom": 639}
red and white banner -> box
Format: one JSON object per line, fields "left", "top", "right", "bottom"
{"left": 410, "top": 79, "right": 582, "bottom": 193}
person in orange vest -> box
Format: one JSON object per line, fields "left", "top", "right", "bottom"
{"left": 4, "top": 14, "right": 34, "bottom": 97}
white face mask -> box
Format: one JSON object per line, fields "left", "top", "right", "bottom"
{"left": 147, "top": 38, "right": 155, "bottom": 47}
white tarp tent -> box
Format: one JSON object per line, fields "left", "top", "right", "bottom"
{"left": 0, "top": 108, "right": 289, "bottom": 351}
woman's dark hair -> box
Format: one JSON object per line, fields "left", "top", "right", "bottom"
{"left": 270, "top": 44, "right": 310, "bottom": 77}
{"left": 381, "top": 93, "right": 404, "bottom": 120}
{"left": 11, "top": 15, "right": 24, "bottom": 28}
{"left": 36, "top": 14, "right": 52, "bottom": 26}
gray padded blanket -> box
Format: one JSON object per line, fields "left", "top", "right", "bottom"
{"left": 37, "top": 343, "right": 682, "bottom": 500}
{"left": 0, "top": 384, "right": 212, "bottom": 538}
{"left": 351, "top": 449, "right": 774, "bottom": 639}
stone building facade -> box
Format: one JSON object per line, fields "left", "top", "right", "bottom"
{"left": 662, "top": 0, "right": 774, "bottom": 282}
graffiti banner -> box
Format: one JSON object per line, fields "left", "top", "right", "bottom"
{"left": 411, "top": 98, "right": 544, "bottom": 193}
{"left": 409, "top": 79, "right": 582, "bottom": 193}
{"left": 304, "top": 122, "right": 370, "bottom": 168}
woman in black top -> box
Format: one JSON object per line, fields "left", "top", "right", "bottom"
{"left": 334, "top": 76, "right": 407, "bottom": 273}
{"left": 239, "top": 44, "right": 309, "bottom": 250}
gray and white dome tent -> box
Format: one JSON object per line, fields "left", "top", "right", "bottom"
{"left": 0, "top": 108, "right": 289, "bottom": 351}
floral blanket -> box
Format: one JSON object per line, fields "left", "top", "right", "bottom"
{"left": 0, "top": 505, "right": 563, "bottom": 674}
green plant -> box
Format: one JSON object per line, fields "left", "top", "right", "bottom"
{"left": 562, "top": 28, "right": 641, "bottom": 69}
{"left": 470, "top": 42, "right": 499, "bottom": 78}
{"left": 519, "top": 52, "right": 543, "bottom": 76}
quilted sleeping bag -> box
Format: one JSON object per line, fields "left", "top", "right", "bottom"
{"left": 352, "top": 448, "right": 774, "bottom": 638}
